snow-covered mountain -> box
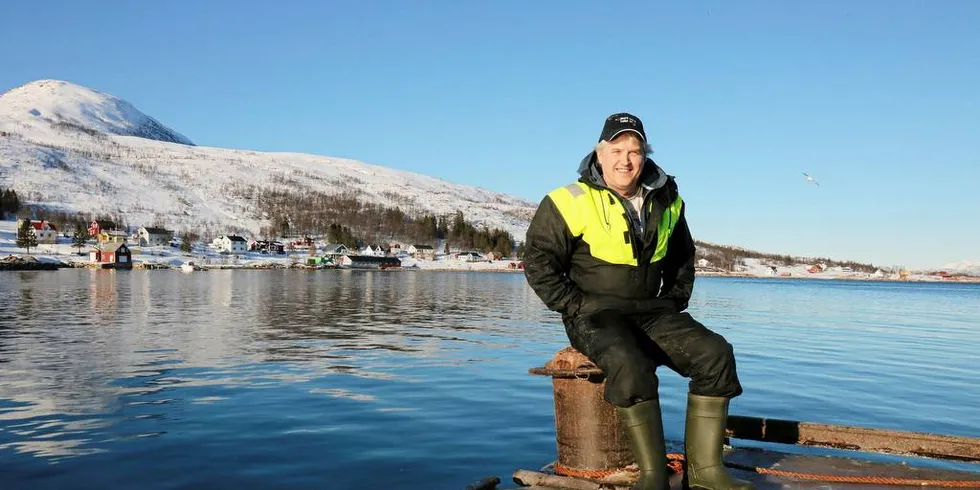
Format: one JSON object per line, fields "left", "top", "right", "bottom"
{"left": 0, "top": 80, "right": 193, "bottom": 145}
{"left": 0, "top": 80, "right": 536, "bottom": 239}
{"left": 941, "top": 260, "right": 980, "bottom": 276}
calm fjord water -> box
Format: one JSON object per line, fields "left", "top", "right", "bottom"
{"left": 0, "top": 270, "right": 977, "bottom": 489}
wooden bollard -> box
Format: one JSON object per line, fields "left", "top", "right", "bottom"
{"left": 529, "top": 347, "right": 634, "bottom": 475}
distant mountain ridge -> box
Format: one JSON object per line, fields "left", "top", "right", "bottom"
{"left": 940, "top": 260, "right": 980, "bottom": 276}
{"left": 0, "top": 79, "right": 536, "bottom": 241}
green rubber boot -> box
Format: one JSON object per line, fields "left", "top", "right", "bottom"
{"left": 684, "top": 394, "right": 754, "bottom": 490}
{"left": 618, "top": 399, "right": 668, "bottom": 490}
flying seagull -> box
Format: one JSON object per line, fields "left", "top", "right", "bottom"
{"left": 802, "top": 172, "right": 819, "bottom": 186}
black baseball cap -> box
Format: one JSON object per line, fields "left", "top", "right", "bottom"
{"left": 598, "top": 112, "right": 646, "bottom": 143}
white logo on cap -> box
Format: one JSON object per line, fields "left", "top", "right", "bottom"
{"left": 616, "top": 116, "right": 636, "bottom": 124}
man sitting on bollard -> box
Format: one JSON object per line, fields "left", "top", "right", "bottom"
{"left": 522, "top": 112, "right": 753, "bottom": 490}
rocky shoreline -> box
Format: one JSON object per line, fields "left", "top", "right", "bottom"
{"left": 0, "top": 255, "right": 66, "bottom": 271}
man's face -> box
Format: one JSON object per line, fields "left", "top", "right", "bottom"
{"left": 596, "top": 133, "right": 644, "bottom": 197}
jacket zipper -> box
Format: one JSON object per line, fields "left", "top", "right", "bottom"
{"left": 609, "top": 193, "right": 640, "bottom": 261}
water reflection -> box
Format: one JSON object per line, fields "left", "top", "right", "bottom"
{"left": 1, "top": 271, "right": 977, "bottom": 488}
{"left": 0, "top": 269, "right": 552, "bottom": 462}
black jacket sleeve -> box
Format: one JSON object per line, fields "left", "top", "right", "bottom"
{"left": 658, "top": 201, "right": 696, "bottom": 312}
{"left": 522, "top": 196, "right": 586, "bottom": 317}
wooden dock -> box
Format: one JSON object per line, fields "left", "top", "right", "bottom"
{"left": 468, "top": 416, "right": 980, "bottom": 490}
{"left": 503, "top": 446, "right": 980, "bottom": 489}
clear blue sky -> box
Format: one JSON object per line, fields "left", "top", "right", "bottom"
{"left": 2, "top": 1, "right": 978, "bottom": 269}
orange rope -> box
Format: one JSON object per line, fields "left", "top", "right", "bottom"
{"left": 553, "top": 454, "right": 980, "bottom": 488}
{"left": 729, "top": 462, "right": 980, "bottom": 488}
{"left": 552, "top": 461, "right": 630, "bottom": 480}
{"left": 552, "top": 454, "right": 686, "bottom": 479}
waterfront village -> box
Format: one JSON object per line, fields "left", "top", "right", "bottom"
{"left": 1, "top": 217, "right": 978, "bottom": 282}
{"left": 1, "top": 218, "right": 523, "bottom": 272}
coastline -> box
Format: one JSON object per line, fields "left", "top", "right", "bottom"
{"left": 2, "top": 219, "right": 977, "bottom": 281}
{"left": 3, "top": 254, "right": 978, "bottom": 283}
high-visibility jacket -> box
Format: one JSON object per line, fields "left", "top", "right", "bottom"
{"left": 523, "top": 153, "right": 696, "bottom": 320}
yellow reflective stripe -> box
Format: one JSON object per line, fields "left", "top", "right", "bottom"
{"left": 549, "top": 183, "right": 636, "bottom": 266}
{"left": 651, "top": 195, "right": 683, "bottom": 263}
{"left": 549, "top": 184, "right": 682, "bottom": 266}
{"left": 583, "top": 186, "right": 635, "bottom": 265}
{"left": 547, "top": 184, "right": 587, "bottom": 237}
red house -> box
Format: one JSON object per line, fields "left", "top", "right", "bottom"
{"left": 17, "top": 219, "right": 58, "bottom": 244}
{"left": 88, "top": 219, "right": 119, "bottom": 238}
{"left": 89, "top": 243, "right": 132, "bottom": 269}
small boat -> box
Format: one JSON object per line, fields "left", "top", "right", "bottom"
{"left": 180, "top": 261, "right": 201, "bottom": 272}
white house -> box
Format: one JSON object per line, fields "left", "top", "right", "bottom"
{"left": 137, "top": 226, "right": 173, "bottom": 247}
{"left": 408, "top": 244, "right": 436, "bottom": 261}
{"left": 17, "top": 220, "right": 58, "bottom": 244}
{"left": 212, "top": 235, "right": 248, "bottom": 253}
{"left": 360, "top": 244, "right": 386, "bottom": 257}
{"left": 456, "top": 251, "right": 483, "bottom": 262}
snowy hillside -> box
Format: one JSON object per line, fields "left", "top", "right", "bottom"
{"left": 941, "top": 260, "right": 980, "bottom": 276}
{"left": 0, "top": 80, "right": 536, "bottom": 239}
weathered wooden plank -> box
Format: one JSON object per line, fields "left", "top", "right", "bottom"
{"left": 512, "top": 470, "right": 625, "bottom": 490}
{"left": 510, "top": 469, "right": 687, "bottom": 490}
{"left": 727, "top": 415, "right": 980, "bottom": 461}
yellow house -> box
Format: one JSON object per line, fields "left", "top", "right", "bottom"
{"left": 98, "top": 230, "right": 129, "bottom": 244}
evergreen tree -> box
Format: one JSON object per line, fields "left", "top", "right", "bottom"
{"left": 436, "top": 216, "right": 448, "bottom": 239}
{"left": 16, "top": 220, "right": 37, "bottom": 253}
{"left": 180, "top": 235, "right": 192, "bottom": 253}
{"left": 0, "top": 188, "right": 19, "bottom": 218}
{"left": 279, "top": 217, "right": 290, "bottom": 238}
{"left": 327, "top": 223, "right": 359, "bottom": 249}
{"left": 71, "top": 223, "right": 89, "bottom": 253}
{"left": 493, "top": 234, "right": 514, "bottom": 257}
{"left": 451, "top": 210, "right": 466, "bottom": 242}
{"left": 328, "top": 223, "right": 343, "bottom": 244}
{"left": 414, "top": 214, "right": 438, "bottom": 241}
